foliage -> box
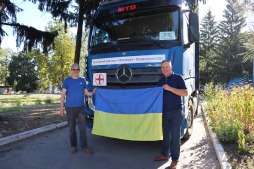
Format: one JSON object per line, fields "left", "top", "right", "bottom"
{"left": 0, "top": 48, "right": 9, "bottom": 85}
{"left": 13, "top": 97, "right": 22, "bottom": 110}
{"left": 14, "top": 97, "right": 23, "bottom": 107}
{"left": 0, "top": 0, "right": 58, "bottom": 53}
{"left": 79, "top": 30, "right": 89, "bottom": 77}
{"left": 35, "top": 99, "right": 42, "bottom": 105}
{"left": 6, "top": 52, "right": 38, "bottom": 92}
{"left": 0, "top": 0, "right": 101, "bottom": 62}
{"left": 205, "top": 83, "right": 254, "bottom": 151}
{"left": 35, "top": 0, "right": 100, "bottom": 63}
{"left": 47, "top": 21, "right": 75, "bottom": 88}
{"left": 188, "top": 0, "right": 208, "bottom": 12}
{"left": 213, "top": 0, "right": 248, "bottom": 83}
{"left": 238, "top": 0, "right": 254, "bottom": 12}
{"left": 45, "top": 97, "right": 53, "bottom": 104}
{"left": 25, "top": 21, "right": 76, "bottom": 92}
{"left": 199, "top": 9, "right": 219, "bottom": 84}
{"left": 243, "top": 32, "right": 254, "bottom": 61}
{"left": 1, "top": 20, "right": 77, "bottom": 93}
{"left": 28, "top": 50, "right": 51, "bottom": 92}
{"left": 199, "top": 0, "right": 253, "bottom": 84}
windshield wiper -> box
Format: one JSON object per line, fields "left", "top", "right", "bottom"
{"left": 144, "top": 35, "right": 165, "bottom": 49}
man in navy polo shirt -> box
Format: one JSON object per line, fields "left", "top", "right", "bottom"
{"left": 60, "top": 63, "right": 95, "bottom": 154}
{"left": 154, "top": 60, "right": 188, "bottom": 169}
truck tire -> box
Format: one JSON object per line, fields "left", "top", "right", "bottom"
{"left": 183, "top": 104, "right": 194, "bottom": 140}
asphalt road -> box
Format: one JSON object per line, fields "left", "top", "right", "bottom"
{"left": 0, "top": 104, "right": 220, "bottom": 169}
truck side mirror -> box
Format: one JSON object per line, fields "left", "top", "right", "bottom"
{"left": 189, "top": 13, "right": 199, "bottom": 43}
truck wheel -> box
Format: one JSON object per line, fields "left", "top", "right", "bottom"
{"left": 183, "top": 105, "right": 194, "bottom": 140}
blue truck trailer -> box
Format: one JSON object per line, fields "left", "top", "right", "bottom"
{"left": 85, "top": 0, "right": 199, "bottom": 140}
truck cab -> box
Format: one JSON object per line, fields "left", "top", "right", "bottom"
{"left": 85, "top": 0, "right": 199, "bottom": 139}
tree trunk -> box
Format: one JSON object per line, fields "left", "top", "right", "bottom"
{"left": 74, "top": 0, "right": 85, "bottom": 64}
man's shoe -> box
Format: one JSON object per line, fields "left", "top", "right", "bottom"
{"left": 70, "top": 147, "right": 77, "bottom": 153}
{"left": 82, "top": 147, "right": 93, "bottom": 154}
{"left": 169, "top": 160, "right": 178, "bottom": 169}
{"left": 154, "top": 155, "right": 169, "bottom": 161}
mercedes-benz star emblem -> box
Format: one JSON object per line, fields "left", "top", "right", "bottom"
{"left": 116, "top": 65, "right": 132, "bottom": 83}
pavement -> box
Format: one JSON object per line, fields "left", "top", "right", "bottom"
{"left": 0, "top": 102, "right": 232, "bottom": 169}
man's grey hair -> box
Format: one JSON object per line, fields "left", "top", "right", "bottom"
{"left": 70, "top": 63, "right": 80, "bottom": 69}
{"left": 161, "top": 60, "right": 172, "bottom": 64}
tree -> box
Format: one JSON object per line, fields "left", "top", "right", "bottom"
{"left": 238, "top": 0, "right": 254, "bottom": 60}
{"left": 27, "top": 50, "right": 50, "bottom": 92}
{"left": 7, "top": 52, "right": 38, "bottom": 92}
{"left": 243, "top": 32, "right": 254, "bottom": 60}
{"left": 200, "top": 9, "right": 219, "bottom": 84}
{"left": 0, "top": 0, "right": 58, "bottom": 53}
{"left": 0, "top": 48, "right": 9, "bottom": 85}
{"left": 36, "top": 0, "right": 101, "bottom": 64}
{"left": 0, "top": 0, "right": 101, "bottom": 62}
{"left": 213, "top": 0, "right": 247, "bottom": 82}
{"left": 79, "top": 30, "right": 89, "bottom": 78}
{"left": 47, "top": 21, "right": 75, "bottom": 89}
{"left": 238, "top": 0, "right": 254, "bottom": 12}
{"left": 26, "top": 21, "right": 76, "bottom": 93}
{"left": 189, "top": 0, "right": 208, "bottom": 12}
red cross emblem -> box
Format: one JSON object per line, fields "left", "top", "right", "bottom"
{"left": 95, "top": 74, "right": 104, "bottom": 85}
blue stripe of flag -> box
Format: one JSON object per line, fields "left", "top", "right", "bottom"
{"left": 95, "top": 87, "right": 163, "bottom": 114}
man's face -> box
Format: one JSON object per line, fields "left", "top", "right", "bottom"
{"left": 161, "top": 61, "right": 172, "bottom": 77}
{"left": 71, "top": 66, "right": 80, "bottom": 77}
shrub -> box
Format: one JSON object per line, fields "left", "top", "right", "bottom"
{"left": 205, "top": 84, "right": 254, "bottom": 151}
{"left": 35, "top": 99, "right": 42, "bottom": 105}
{"left": 13, "top": 98, "right": 22, "bottom": 110}
{"left": 23, "top": 97, "right": 32, "bottom": 105}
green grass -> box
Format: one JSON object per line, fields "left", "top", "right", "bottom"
{"left": 0, "top": 94, "right": 61, "bottom": 114}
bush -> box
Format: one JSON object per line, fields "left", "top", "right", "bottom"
{"left": 35, "top": 99, "right": 42, "bottom": 105}
{"left": 23, "top": 97, "right": 32, "bottom": 105}
{"left": 205, "top": 83, "right": 254, "bottom": 151}
{"left": 13, "top": 98, "right": 22, "bottom": 108}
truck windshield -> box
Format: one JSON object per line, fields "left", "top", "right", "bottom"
{"left": 90, "top": 10, "right": 179, "bottom": 47}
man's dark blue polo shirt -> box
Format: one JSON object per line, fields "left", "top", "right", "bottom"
{"left": 157, "top": 73, "right": 187, "bottom": 112}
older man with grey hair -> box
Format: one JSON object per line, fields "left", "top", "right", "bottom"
{"left": 60, "top": 63, "right": 96, "bottom": 154}
{"left": 154, "top": 60, "right": 188, "bottom": 169}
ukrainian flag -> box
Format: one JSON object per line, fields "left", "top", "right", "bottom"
{"left": 92, "top": 87, "right": 163, "bottom": 141}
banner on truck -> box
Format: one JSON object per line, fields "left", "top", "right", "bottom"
{"left": 92, "top": 87, "right": 163, "bottom": 141}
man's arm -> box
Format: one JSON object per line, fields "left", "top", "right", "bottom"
{"left": 59, "top": 88, "right": 67, "bottom": 117}
{"left": 162, "top": 84, "right": 188, "bottom": 96}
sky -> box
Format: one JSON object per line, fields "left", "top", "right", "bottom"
{"left": 199, "top": 0, "right": 227, "bottom": 21}
{"left": 0, "top": 0, "right": 227, "bottom": 52}
{"left": 1, "top": 0, "right": 53, "bottom": 51}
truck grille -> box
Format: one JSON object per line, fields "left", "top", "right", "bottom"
{"left": 92, "top": 67, "right": 162, "bottom": 89}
